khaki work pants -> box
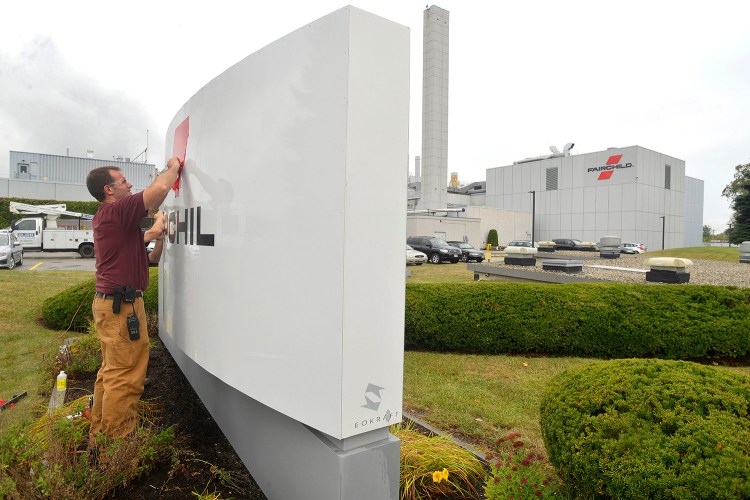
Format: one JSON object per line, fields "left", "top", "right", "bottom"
{"left": 89, "top": 296, "right": 149, "bottom": 443}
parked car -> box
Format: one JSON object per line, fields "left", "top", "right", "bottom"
{"left": 0, "top": 231, "right": 24, "bottom": 270}
{"left": 619, "top": 242, "right": 647, "bottom": 254}
{"left": 507, "top": 240, "right": 537, "bottom": 248}
{"left": 406, "top": 244, "right": 428, "bottom": 265}
{"left": 406, "top": 236, "right": 462, "bottom": 264}
{"left": 552, "top": 238, "right": 585, "bottom": 250}
{"left": 447, "top": 241, "right": 485, "bottom": 262}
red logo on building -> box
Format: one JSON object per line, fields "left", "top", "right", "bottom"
{"left": 598, "top": 155, "right": 622, "bottom": 179}
{"left": 606, "top": 155, "right": 622, "bottom": 165}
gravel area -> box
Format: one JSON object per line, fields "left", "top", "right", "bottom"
{"left": 490, "top": 251, "right": 750, "bottom": 288}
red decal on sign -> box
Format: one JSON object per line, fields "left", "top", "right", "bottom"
{"left": 606, "top": 155, "right": 622, "bottom": 165}
{"left": 172, "top": 117, "right": 190, "bottom": 194}
{"left": 598, "top": 170, "right": 614, "bottom": 180}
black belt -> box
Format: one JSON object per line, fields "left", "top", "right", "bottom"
{"left": 95, "top": 291, "right": 143, "bottom": 300}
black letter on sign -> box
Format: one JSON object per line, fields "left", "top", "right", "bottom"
{"left": 196, "top": 207, "right": 215, "bottom": 246}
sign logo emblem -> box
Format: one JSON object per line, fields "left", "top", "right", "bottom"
{"left": 587, "top": 154, "right": 633, "bottom": 180}
{"left": 599, "top": 155, "right": 622, "bottom": 180}
{"left": 361, "top": 383, "right": 385, "bottom": 411}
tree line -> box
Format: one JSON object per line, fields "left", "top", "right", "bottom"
{"left": 722, "top": 162, "right": 750, "bottom": 244}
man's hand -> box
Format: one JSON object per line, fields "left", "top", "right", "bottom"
{"left": 167, "top": 156, "right": 183, "bottom": 170}
{"left": 144, "top": 211, "right": 166, "bottom": 243}
{"left": 153, "top": 210, "right": 166, "bottom": 233}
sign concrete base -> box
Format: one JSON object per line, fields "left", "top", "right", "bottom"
{"left": 160, "top": 332, "right": 400, "bottom": 500}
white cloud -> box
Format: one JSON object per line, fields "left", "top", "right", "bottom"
{"left": 0, "top": 37, "right": 162, "bottom": 172}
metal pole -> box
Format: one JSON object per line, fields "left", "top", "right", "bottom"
{"left": 660, "top": 216, "right": 665, "bottom": 250}
{"left": 529, "top": 190, "right": 536, "bottom": 247}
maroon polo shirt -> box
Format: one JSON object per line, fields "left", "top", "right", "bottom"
{"left": 93, "top": 192, "right": 149, "bottom": 293}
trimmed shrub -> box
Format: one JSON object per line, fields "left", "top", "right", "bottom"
{"left": 487, "top": 229, "right": 499, "bottom": 248}
{"left": 42, "top": 268, "right": 159, "bottom": 331}
{"left": 405, "top": 282, "right": 750, "bottom": 359}
{"left": 539, "top": 359, "right": 750, "bottom": 499}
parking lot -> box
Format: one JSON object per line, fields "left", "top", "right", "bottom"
{"left": 13, "top": 252, "right": 97, "bottom": 272}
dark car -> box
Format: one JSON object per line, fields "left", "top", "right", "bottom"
{"left": 552, "top": 238, "right": 586, "bottom": 250}
{"left": 447, "top": 241, "right": 485, "bottom": 263}
{"left": 406, "top": 236, "right": 462, "bottom": 264}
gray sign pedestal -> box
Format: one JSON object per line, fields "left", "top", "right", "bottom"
{"left": 161, "top": 332, "right": 400, "bottom": 500}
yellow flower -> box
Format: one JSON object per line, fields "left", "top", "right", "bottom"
{"left": 432, "top": 468, "right": 450, "bottom": 483}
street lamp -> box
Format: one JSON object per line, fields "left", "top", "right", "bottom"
{"left": 528, "top": 190, "right": 536, "bottom": 247}
{"left": 659, "top": 216, "right": 665, "bottom": 250}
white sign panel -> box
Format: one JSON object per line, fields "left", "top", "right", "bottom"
{"left": 159, "top": 6, "right": 408, "bottom": 440}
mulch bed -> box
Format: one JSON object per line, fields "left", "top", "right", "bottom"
{"left": 66, "top": 335, "right": 496, "bottom": 499}
{"left": 66, "top": 335, "right": 266, "bottom": 499}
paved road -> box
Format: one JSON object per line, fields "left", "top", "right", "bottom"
{"left": 18, "top": 252, "right": 97, "bottom": 272}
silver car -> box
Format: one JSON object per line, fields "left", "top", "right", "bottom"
{"left": 619, "top": 242, "right": 647, "bottom": 254}
{"left": 507, "top": 240, "right": 538, "bottom": 248}
{"left": 0, "top": 231, "right": 24, "bottom": 269}
{"left": 406, "top": 245, "right": 428, "bottom": 265}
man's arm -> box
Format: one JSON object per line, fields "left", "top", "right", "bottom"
{"left": 144, "top": 211, "right": 166, "bottom": 243}
{"left": 148, "top": 238, "right": 165, "bottom": 264}
{"left": 145, "top": 212, "right": 166, "bottom": 265}
{"left": 142, "top": 157, "right": 182, "bottom": 212}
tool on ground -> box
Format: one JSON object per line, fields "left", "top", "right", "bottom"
{"left": 0, "top": 391, "right": 28, "bottom": 411}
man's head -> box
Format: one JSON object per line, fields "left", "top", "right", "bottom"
{"left": 86, "top": 167, "right": 132, "bottom": 202}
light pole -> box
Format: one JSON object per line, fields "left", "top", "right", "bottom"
{"left": 528, "top": 190, "right": 536, "bottom": 247}
{"left": 659, "top": 216, "right": 665, "bottom": 250}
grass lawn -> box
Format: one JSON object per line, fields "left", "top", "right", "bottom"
{"left": 0, "top": 269, "right": 94, "bottom": 430}
{"left": 403, "top": 352, "right": 595, "bottom": 449}
{"left": 646, "top": 246, "right": 739, "bottom": 261}
{"left": 406, "top": 262, "right": 477, "bottom": 283}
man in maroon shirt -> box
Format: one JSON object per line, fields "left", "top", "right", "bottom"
{"left": 85, "top": 157, "right": 182, "bottom": 445}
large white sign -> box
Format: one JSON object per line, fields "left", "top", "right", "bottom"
{"left": 159, "top": 6, "right": 408, "bottom": 440}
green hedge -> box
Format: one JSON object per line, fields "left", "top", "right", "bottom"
{"left": 405, "top": 282, "right": 750, "bottom": 359}
{"left": 42, "top": 268, "right": 159, "bottom": 331}
{"left": 540, "top": 359, "right": 750, "bottom": 499}
{"left": 0, "top": 197, "right": 101, "bottom": 228}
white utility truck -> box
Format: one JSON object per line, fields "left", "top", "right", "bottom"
{"left": 9, "top": 202, "right": 96, "bottom": 258}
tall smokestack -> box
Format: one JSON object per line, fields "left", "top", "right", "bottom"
{"left": 417, "top": 5, "right": 449, "bottom": 211}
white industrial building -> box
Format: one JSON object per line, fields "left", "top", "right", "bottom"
{"left": 485, "top": 145, "right": 704, "bottom": 250}
{"left": 1, "top": 151, "right": 156, "bottom": 201}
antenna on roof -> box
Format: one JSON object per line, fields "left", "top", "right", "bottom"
{"left": 130, "top": 130, "right": 150, "bottom": 164}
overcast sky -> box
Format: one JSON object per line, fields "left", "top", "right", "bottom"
{"left": 1, "top": 1, "right": 748, "bottom": 231}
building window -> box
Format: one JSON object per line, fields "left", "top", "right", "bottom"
{"left": 546, "top": 167, "right": 558, "bottom": 191}
{"left": 19, "top": 163, "right": 29, "bottom": 174}
{"left": 665, "top": 164, "right": 671, "bottom": 190}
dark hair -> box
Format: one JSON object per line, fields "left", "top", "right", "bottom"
{"left": 86, "top": 167, "right": 120, "bottom": 201}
